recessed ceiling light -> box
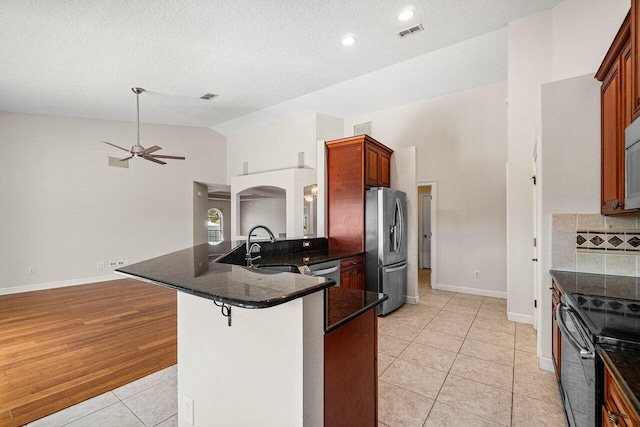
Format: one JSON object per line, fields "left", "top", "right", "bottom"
{"left": 342, "top": 34, "right": 356, "bottom": 46}
{"left": 398, "top": 9, "right": 415, "bottom": 21}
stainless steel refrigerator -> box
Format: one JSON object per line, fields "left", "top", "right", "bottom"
{"left": 365, "top": 187, "right": 407, "bottom": 315}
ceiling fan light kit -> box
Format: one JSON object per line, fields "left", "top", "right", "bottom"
{"left": 99, "top": 87, "right": 186, "bottom": 166}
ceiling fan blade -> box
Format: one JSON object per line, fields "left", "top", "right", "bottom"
{"left": 120, "top": 156, "right": 134, "bottom": 161}
{"left": 143, "top": 155, "right": 166, "bottom": 165}
{"left": 100, "top": 140, "right": 130, "bottom": 153}
{"left": 140, "top": 145, "right": 161, "bottom": 155}
{"left": 150, "top": 154, "right": 186, "bottom": 160}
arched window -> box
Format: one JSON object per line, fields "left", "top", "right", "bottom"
{"left": 207, "top": 208, "right": 223, "bottom": 245}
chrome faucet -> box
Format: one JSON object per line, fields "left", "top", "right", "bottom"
{"left": 246, "top": 225, "right": 277, "bottom": 266}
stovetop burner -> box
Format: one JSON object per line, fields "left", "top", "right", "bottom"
{"left": 569, "top": 293, "right": 640, "bottom": 347}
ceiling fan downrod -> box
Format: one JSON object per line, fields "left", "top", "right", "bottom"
{"left": 131, "top": 87, "right": 145, "bottom": 149}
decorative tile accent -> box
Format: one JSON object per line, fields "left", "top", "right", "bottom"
{"left": 589, "top": 235, "right": 604, "bottom": 247}
{"left": 576, "top": 235, "right": 587, "bottom": 246}
{"left": 575, "top": 229, "right": 640, "bottom": 254}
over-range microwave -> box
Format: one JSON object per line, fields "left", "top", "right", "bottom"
{"left": 625, "top": 118, "right": 640, "bottom": 209}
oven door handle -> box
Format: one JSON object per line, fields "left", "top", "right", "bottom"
{"left": 555, "top": 304, "right": 595, "bottom": 360}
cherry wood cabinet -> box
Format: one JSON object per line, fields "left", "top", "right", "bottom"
{"left": 340, "top": 255, "right": 365, "bottom": 290}
{"left": 324, "top": 309, "right": 377, "bottom": 426}
{"left": 602, "top": 363, "right": 640, "bottom": 427}
{"left": 597, "top": 13, "right": 632, "bottom": 215}
{"left": 326, "top": 135, "right": 394, "bottom": 253}
{"left": 632, "top": 0, "right": 640, "bottom": 121}
{"left": 551, "top": 280, "right": 562, "bottom": 380}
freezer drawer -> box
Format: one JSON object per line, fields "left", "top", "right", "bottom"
{"left": 378, "top": 262, "right": 407, "bottom": 315}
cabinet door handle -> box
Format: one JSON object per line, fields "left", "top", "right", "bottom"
{"left": 532, "top": 258, "right": 538, "bottom": 262}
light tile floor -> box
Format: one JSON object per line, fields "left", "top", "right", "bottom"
{"left": 28, "top": 270, "right": 563, "bottom": 427}
{"left": 378, "top": 269, "right": 565, "bottom": 427}
{"left": 25, "top": 366, "right": 178, "bottom": 427}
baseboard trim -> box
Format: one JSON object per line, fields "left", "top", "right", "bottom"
{"left": 406, "top": 295, "right": 419, "bottom": 304}
{"left": 0, "top": 274, "right": 122, "bottom": 295}
{"left": 539, "top": 357, "right": 554, "bottom": 372}
{"left": 435, "top": 283, "right": 507, "bottom": 299}
{"left": 508, "top": 312, "right": 534, "bottom": 324}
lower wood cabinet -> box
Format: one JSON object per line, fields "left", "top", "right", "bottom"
{"left": 324, "top": 309, "right": 377, "bottom": 426}
{"left": 341, "top": 255, "right": 365, "bottom": 290}
{"left": 602, "top": 363, "right": 640, "bottom": 426}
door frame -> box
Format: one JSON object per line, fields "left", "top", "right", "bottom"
{"left": 419, "top": 193, "right": 432, "bottom": 269}
{"left": 417, "top": 181, "right": 437, "bottom": 290}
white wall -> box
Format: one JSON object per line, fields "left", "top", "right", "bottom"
{"left": 193, "top": 182, "right": 209, "bottom": 246}
{"left": 507, "top": 0, "right": 629, "bottom": 324}
{"left": 226, "top": 113, "right": 342, "bottom": 181}
{"left": 345, "top": 82, "right": 508, "bottom": 297}
{"left": 178, "top": 291, "right": 324, "bottom": 426}
{"left": 540, "top": 74, "right": 601, "bottom": 360}
{"left": 240, "top": 198, "right": 286, "bottom": 237}
{"left": 0, "top": 112, "right": 227, "bottom": 293}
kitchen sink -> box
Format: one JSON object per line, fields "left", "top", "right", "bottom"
{"left": 252, "top": 264, "right": 301, "bottom": 274}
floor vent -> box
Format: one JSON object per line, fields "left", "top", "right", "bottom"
{"left": 354, "top": 121, "right": 373, "bottom": 136}
{"left": 398, "top": 24, "right": 424, "bottom": 37}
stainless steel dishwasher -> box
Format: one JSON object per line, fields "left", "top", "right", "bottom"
{"left": 306, "top": 259, "right": 341, "bottom": 286}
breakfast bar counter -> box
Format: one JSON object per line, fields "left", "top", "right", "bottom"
{"left": 116, "top": 241, "right": 385, "bottom": 426}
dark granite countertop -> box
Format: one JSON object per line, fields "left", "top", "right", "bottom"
{"left": 599, "top": 345, "right": 640, "bottom": 418}
{"left": 325, "top": 286, "right": 387, "bottom": 334}
{"left": 549, "top": 270, "right": 640, "bottom": 300}
{"left": 117, "top": 241, "right": 382, "bottom": 334}
{"left": 212, "top": 239, "right": 362, "bottom": 267}
{"left": 256, "top": 249, "right": 362, "bottom": 268}
{"left": 116, "top": 244, "right": 334, "bottom": 309}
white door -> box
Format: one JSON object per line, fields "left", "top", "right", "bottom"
{"left": 420, "top": 194, "right": 432, "bottom": 269}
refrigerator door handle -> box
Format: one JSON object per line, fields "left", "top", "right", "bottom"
{"left": 396, "top": 198, "right": 404, "bottom": 254}
{"left": 384, "top": 262, "right": 407, "bottom": 273}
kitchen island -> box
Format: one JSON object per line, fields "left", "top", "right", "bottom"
{"left": 116, "top": 242, "right": 386, "bottom": 427}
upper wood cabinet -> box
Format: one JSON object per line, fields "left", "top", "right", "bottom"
{"left": 596, "top": 13, "right": 634, "bottom": 215}
{"left": 326, "top": 135, "right": 394, "bottom": 252}
{"left": 632, "top": 1, "right": 640, "bottom": 121}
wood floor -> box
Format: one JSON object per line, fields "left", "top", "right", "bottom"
{"left": 0, "top": 279, "right": 177, "bottom": 427}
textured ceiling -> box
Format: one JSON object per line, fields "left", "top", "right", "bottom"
{"left": 0, "top": 0, "right": 562, "bottom": 130}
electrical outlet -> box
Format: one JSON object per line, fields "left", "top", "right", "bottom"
{"left": 117, "top": 260, "right": 125, "bottom": 266}
{"left": 474, "top": 270, "right": 480, "bottom": 278}
{"left": 28, "top": 266, "right": 35, "bottom": 274}
{"left": 109, "top": 261, "right": 117, "bottom": 267}
{"left": 184, "top": 395, "right": 194, "bottom": 425}
{"left": 97, "top": 261, "right": 105, "bottom": 269}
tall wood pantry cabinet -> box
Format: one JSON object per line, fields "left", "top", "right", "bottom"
{"left": 325, "top": 135, "right": 393, "bottom": 289}
{"left": 326, "top": 134, "right": 393, "bottom": 253}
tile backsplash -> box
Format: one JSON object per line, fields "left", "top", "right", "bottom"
{"left": 551, "top": 213, "right": 640, "bottom": 277}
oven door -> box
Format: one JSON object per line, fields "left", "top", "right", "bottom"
{"left": 556, "top": 302, "right": 597, "bottom": 427}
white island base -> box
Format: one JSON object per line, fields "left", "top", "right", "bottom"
{"left": 177, "top": 291, "right": 325, "bottom": 427}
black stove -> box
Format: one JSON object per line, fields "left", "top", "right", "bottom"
{"left": 567, "top": 292, "right": 640, "bottom": 348}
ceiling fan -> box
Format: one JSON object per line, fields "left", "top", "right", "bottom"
{"left": 100, "top": 87, "right": 185, "bottom": 165}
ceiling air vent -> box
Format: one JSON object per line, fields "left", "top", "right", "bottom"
{"left": 398, "top": 24, "right": 424, "bottom": 37}
{"left": 199, "top": 93, "right": 218, "bottom": 100}
{"left": 354, "top": 121, "right": 373, "bottom": 137}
